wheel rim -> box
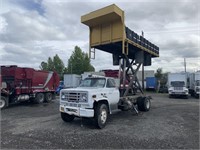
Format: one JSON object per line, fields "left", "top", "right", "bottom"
{"left": 0, "top": 99, "right": 6, "bottom": 109}
{"left": 47, "top": 94, "right": 52, "bottom": 101}
{"left": 146, "top": 99, "right": 150, "bottom": 109}
{"left": 100, "top": 109, "right": 107, "bottom": 124}
{"left": 38, "top": 94, "right": 44, "bottom": 102}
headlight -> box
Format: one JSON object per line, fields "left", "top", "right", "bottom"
{"left": 61, "top": 93, "right": 66, "bottom": 99}
{"left": 82, "top": 96, "right": 86, "bottom": 101}
{"left": 80, "top": 93, "right": 87, "bottom": 102}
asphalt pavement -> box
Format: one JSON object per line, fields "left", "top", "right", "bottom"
{"left": 0, "top": 93, "right": 199, "bottom": 149}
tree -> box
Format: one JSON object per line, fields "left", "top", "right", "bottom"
{"left": 155, "top": 68, "right": 168, "bottom": 86}
{"left": 47, "top": 57, "right": 54, "bottom": 71}
{"left": 40, "top": 54, "right": 66, "bottom": 80}
{"left": 53, "top": 54, "right": 65, "bottom": 77}
{"left": 40, "top": 61, "right": 48, "bottom": 71}
{"left": 67, "top": 46, "right": 95, "bottom": 74}
{"left": 155, "top": 68, "right": 163, "bottom": 80}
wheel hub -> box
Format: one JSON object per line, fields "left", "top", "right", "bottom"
{"left": 146, "top": 99, "right": 150, "bottom": 109}
{"left": 0, "top": 99, "right": 6, "bottom": 109}
{"left": 100, "top": 109, "right": 107, "bottom": 124}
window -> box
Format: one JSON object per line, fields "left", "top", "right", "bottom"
{"left": 106, "top": 79, "right": 116, "bottom": 88}
{"left": 79, "top": 78, "right": 106, "bottom": 88}
{"left": 171, "top": 81, "right": 185, "bottom": 87}
{"left": 196, "top": 80, "right": 200, "bottom": 86}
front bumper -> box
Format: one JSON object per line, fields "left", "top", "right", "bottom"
{"left": 169, "top": 92, "right": 188, "bottom": 96}
{"left": 60, "top": 105, "right": 94, "bottom": 117}
{"left": 195, "top": 90, "right": 200, "bottom": 94}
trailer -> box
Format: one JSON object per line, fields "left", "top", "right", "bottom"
{"left": 63, "top": 74, "right": 81, "bottom": 88}
{"left": 146, "top": 77, "right": 157, "bottom": 91}
{"left": 0, "top": 65, "right": 59, "bottom": 109}
{"left": 168, "top": 73, "right": 188, "bottom": 98}
{"left": 59, "top": 4, "right": 159, "bottom": 128}
{"left": 189, "top": 72, "right": 200, "bottom": 98}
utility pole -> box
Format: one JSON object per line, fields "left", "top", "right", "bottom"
{"left": 141, "top": 31, "right": 144, "bottom": 90}
{"left": 184, "top": 58, "right": 186, "bottom": 73}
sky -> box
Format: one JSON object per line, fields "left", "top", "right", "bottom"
{"left": 0, "top": 0, "right": 199, "bottom": 73}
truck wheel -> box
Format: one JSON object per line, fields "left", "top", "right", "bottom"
{"left": 94, "top": 103, "right": 108, "bottom": 129}
{"left": 191, "top": 92, "right": 194, "bottom": 97}
{"left": 61, "top": 112, "right": 75, "bottom": 122}
{"left": 0, "top": 96, "right": 8, "bottom": 109}
{"left": 35, "top": 93, "right": 44, "bottom": 104}
{"left": 45, "top": 93, "right": 53, "bottom": 103}
{"left": 137, "top": 97, "right": 151, "bottom": 112}
{"left": 195, "top": 94, "right": 199, "bottom": 99}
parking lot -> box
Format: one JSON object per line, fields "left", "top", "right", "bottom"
{"left": 1, "top": 93, "right": 199, "bottom": 149}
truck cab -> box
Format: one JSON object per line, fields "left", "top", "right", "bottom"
{"left": 168, "top": 81, "right": 188, "bottom": 97}
{"left": 168, "top": 73, "right": 189, "bottom": 98}
{"left": 60, "top": 76, "right": 119, "bottom": 128}
{"left": 189, "top": 72, "right": 200, "bottom": 98}
{"left": 194, "top": 80, "right": 200, "bottom": 97}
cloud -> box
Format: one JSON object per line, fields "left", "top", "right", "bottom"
{"left": 0, "top": 0, "right": 199, "bottom": 73}
{"left": 0, "top": 42, "right": 52, "bottom": 66}
{"left": 0, "top": 10, "right": 66, "bottom": 43}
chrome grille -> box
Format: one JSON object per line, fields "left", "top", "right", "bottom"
{"left": 174, "top": 87, "right": 183, "bottom": 91}
{"left": 68, "top": 92, "right": 79, "bottom": 101}
{"left": 61, "top": 91, "right": 87, "bottom": 102}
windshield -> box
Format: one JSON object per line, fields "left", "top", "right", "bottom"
{"left": 79, "top": 78, "right": 106, "bottom": 88}
{"left": 171, "top": 81, "right": 185, "bottom": 87}
{"left": 196, "top": 80, "right": 200, "bottom": 86}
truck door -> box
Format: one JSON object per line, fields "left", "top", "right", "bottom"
{"left": 105, "top": 79, "right": 119, "bottom": 111}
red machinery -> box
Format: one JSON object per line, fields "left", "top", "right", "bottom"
{"left": 0, "top": 65, "right": 59, "bottom": 108}
{"left": 102, "top": 69, "right": 137, "bottom": 96}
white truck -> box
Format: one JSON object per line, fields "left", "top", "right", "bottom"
{"left": 168, "top": 73, "right": 189, "bottom": 98}
{"left": 189, "top": 72, "right": 200, "bottom": 98}
{"left": 60, "top": 76, "right": 151, "bottom": 128}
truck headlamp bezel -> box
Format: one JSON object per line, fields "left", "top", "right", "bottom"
{"left": 61, "top": 93, "right": 66, "bottom": 99}
{"left": 80, "top": 93, "right": 87, "bottom": 102}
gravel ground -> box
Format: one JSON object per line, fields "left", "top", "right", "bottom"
{"left": 0, "top": 93, "right": 199, "bottom": 149}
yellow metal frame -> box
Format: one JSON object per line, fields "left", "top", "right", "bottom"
{"left": 81, "top": 4, "right": 159, "bottom": 58}
{"left": 81, "top": 4, "right": 126, "bottom": 56}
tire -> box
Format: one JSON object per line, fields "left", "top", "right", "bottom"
{"left": 137, "top": 97, "right": 151, "bottom": 112}
{"left": 35, "top": 93, "right": 44, "bottom": 104}
{"left": 169, "top": 95, "right": 172, "bottom": 98}
{"left": 94, "top": 103, "right": 108, "bottom": 129}
{"left": 45, "top": 93, "right": 53, "bottom": 103}
{"left": 0, "top": 96, "right": 8, "bottom": 109}
{"left": 61, "top": 112, "right": 75, "bottom": 122}
{"left": 195, "top": 94, "right": 199, "bottom": 99}
{"left": 191, "top": 92, "right": 194, "bottom": 97}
